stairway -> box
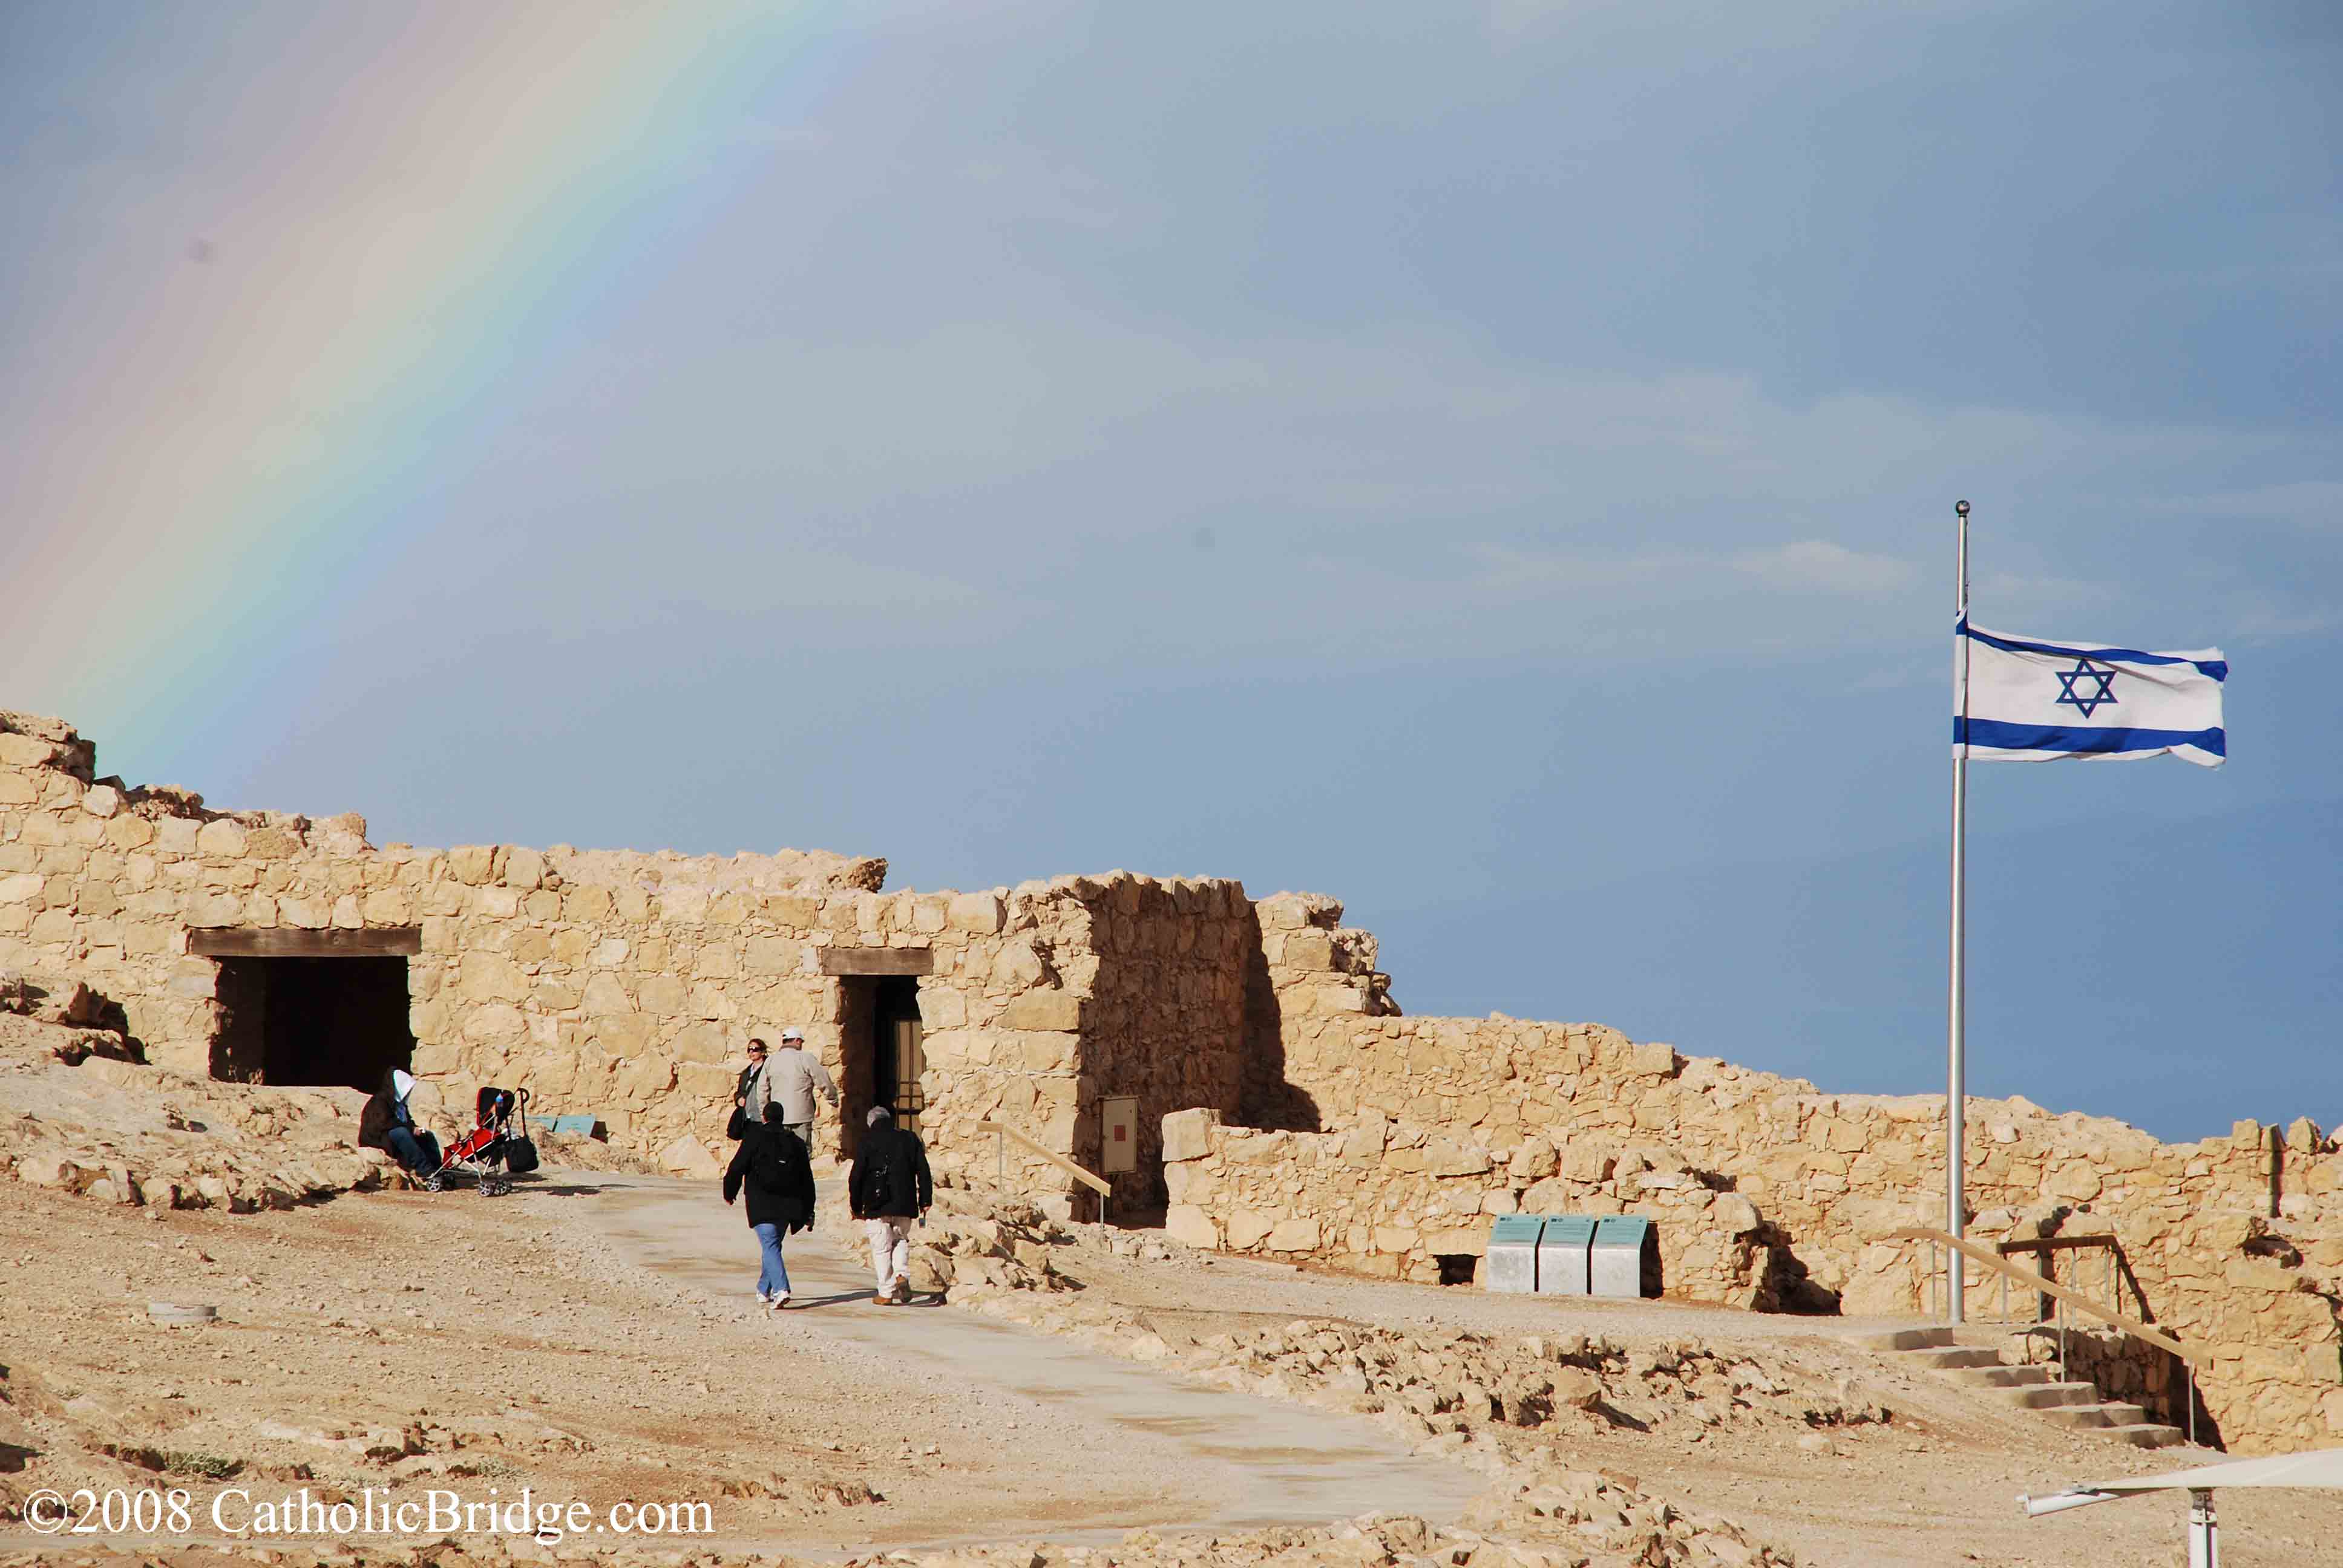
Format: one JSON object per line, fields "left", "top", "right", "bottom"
{"left": 1849, "top": 1326, "right": 2187, "bottom": 1449}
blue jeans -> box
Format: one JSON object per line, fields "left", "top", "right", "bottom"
{"left": 384, "top": 1126, "right": 442, "bottom": 1177}
{"left": 753, "top": 1223, "right": 791, "bottom": 1298}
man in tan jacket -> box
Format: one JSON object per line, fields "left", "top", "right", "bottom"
{"left": 764, "top": 1027, "right": 840, "bottom": 1149}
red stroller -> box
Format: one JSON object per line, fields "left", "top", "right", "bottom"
{"left": 431, "top": 1086, "right": 536, "bottom": 1196}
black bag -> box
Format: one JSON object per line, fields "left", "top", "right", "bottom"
{"left": 856, "top": 1139, "right": 894, "bottom": 1215}
{"left": 726, "top": 1106, "right": 750, "bottom": 1141}
{"left": 502, "top": 1088, "right": 539, "bottom": 1175}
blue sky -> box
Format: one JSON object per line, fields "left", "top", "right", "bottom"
{"left": 4, "top": 1, "right": 2336, "bottom": 1141}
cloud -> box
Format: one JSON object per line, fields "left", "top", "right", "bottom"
{"left": 2145, "top": 480, "right": 2343, "bottom": 529}
{"left": 1733, "top": 540, "right": 1917, "bottom": 595}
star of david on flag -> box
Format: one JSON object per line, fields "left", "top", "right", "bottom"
{"left": 1955, "top": 620, "right": 2226, "bottom": 766}
{"left": 2052, "top": 657, "right": 2120, "bottom": 718}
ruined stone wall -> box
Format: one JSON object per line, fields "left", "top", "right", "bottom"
{"left": 1242, "top": 891, "right": 1395, "bottom": 1128}
{"left": 0, "top": 713, "right": 1244, "bottom": 1208}
{"left": 1185, "top": 892, "right": 2343, "bottom": 1453}
{"left": 908, "top": 874, "right": 1251, "bottom": 1212}
{"left": 1055, "top": 875, "right": 1252, "bottom": 1206}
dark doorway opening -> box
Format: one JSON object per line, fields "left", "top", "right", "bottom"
{"left": 1435, "top": 1254, "right": 1480, "bottom": 1287}
{"left": 839, "top": 976, "right": 923, "bottom": 1155}
{"left": 209, "top": 956, "right": 415, "bottom": 1091}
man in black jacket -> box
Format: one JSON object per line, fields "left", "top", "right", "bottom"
{"left": 847, "top": 1105, "right": 932, "bottom": 1305}
{"left": 723, "top": 1102, "right": 816, "bottom": 1310}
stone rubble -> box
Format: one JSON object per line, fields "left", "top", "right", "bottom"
{"left": 0, "top": 1015, "right": 646, "bottom": 1214}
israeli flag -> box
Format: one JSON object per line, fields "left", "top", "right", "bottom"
{"left": 1955, "top": 620, "right": 2226, "bottom": 768}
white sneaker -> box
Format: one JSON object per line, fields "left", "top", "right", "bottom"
{"left": 769, "top": 1292, "right": 790, "bottom": 1311}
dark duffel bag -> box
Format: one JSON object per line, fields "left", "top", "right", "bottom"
{"left": 503, "top": 1088, "right": 540, "bottom": 1175}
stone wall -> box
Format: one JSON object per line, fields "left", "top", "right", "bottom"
{"left": 1178, "top": 895, "right": 2343, "bottom": 1453}
{"left": 0, "top": 711, "right": 1245, "bottom": 1209}
{"left": 1058, "top": 874, "right": 1251, "bottom": 1204}
{"left": 1240, "top": 891, "right": 1395, "bottom": 1129}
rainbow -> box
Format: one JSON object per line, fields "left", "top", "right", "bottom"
{"left": 10, "top": 4, "right": 850, "bottom": 775}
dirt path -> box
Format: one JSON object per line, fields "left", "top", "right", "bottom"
{"left": 578, "top": 1174, "right": 1484, "bottom": 1542}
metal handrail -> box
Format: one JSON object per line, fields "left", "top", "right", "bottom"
{"left": 976, "top": 1119, "right": 1110, "bottom": 1222}
{"left": 1881, "top": 1226, "right": 2198, "bottom": 1363}
{"left": 1882, "top": 1225, "right": 2203, "bottom": 1445}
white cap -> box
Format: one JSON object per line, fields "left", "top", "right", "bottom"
{"left": 779, "top": 1027, "right": 805, "bottom": 1043}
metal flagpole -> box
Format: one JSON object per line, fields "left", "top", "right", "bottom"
{"left": 1947, "top": 498, "right": 1971, "bottom": 1324}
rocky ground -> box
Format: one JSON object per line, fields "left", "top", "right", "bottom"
{"left": 0, "top": 1014, "right": 641, "bottom": 1212}
{"left": 5, "top": 1014, "right": 2343, "bottom": 1567}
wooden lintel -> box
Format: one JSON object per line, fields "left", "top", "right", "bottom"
{"left": 188, "top": 926, "right": 422, "bottom": 959}
{"left": 819, "top": 947, "right": 934, "bottom": 977}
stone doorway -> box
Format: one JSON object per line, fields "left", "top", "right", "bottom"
{"left": 839, "top": 975, "right": 923, "bottom": 1154}
{"left": 194, "top": 928, "right": 421, "bottom": 1091}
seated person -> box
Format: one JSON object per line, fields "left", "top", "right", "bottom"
{"left": 358, "top": 1068, "right": 444, "bottom": 1192}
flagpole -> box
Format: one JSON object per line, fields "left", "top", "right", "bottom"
{"left": 1947, "top": 498, "right": 1970, "bottom": 1324}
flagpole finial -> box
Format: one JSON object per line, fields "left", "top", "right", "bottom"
{"left": 1955, "top": 499, "right": 1970, "bottom": 518}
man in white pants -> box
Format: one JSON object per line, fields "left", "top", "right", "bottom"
{"left": 846, "top": 1105, "right": 932, "bottom": 1304}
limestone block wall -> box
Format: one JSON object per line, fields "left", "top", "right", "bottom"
{"left": 1053, "top": 874, "right": 1251, "bottom": 1205}
{"left": 1163, "top": 1105, "right": 1799, "bottom": 1302}
{"left": 909, "top": 873, "right": 1251, "bottom": 1210}
{"left": 1191, "top": 896, "right": 2343, "bottom": 1452}
{"left": 0, "top": 712, "right": 1247, "bottom": 1207}
{"left": 1242, "top": 892, "right": 1397, "bottom": 1128}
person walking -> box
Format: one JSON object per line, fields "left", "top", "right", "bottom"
{"left": 765, "top": 1027, "right": 840, "bottom": 1151}
{"left": 722, "top": 1102, "right": 816, "bottom": 1310}
{"left": 847, "top": 1105, "right": 931, "bottom": 1304}
{"left": 358, "top": 1068, "right": 445, "bottom": 1192}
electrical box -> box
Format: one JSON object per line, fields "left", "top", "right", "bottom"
{"left": 1536, "top": 1214, "right": 1597, "bottom": 1295}
{"left": 1590, "top": 1215, "right": 1656, "bottom": 1299}
{"left": 1485, "top": 1215, "right": 1545, "bottom": 1293}
{"left": 1100, "top": 1096, "right": 1139, "bottom": 1174}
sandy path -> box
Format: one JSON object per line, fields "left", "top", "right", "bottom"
{"left": 578, "top": 1174, "right": 1484, "bottom": 1544}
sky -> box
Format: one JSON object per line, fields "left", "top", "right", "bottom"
{"left": 2, "top": 1, "right": 2336, "bottom": 1143}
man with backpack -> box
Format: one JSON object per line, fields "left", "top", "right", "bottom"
{"left": 722, "top": 1101, "right": 817, "bottom": 1311}
{"left": 847, "top": 1105, "right": 932, "bottom": 1304}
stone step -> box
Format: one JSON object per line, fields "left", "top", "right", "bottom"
{"left": 1992, "top": 1381, "right": 2103, "bottom": 1411}
{"left": 2104, "top": 1423, "right": 2188, "bottom": 1451}
{"left": 1858, "top": 1321, "right": 2184, "bottom": 1450}
{"left": 1843, "top": 1327, "right": 1954, "bottom": 1353}
{"left": 2036, "top": 1400, "right": 2152, "bottom": 1430}
{"left": 1945, "top": 1364, "right": 2056, "bottom": 1390}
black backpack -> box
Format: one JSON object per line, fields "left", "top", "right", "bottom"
{"left": 857, "top": 1132, "right": 896, "bottom": 1212}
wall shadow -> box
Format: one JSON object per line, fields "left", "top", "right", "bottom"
{"left": 1236, "top": 909, "right": 1321, "bottom": 1132}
